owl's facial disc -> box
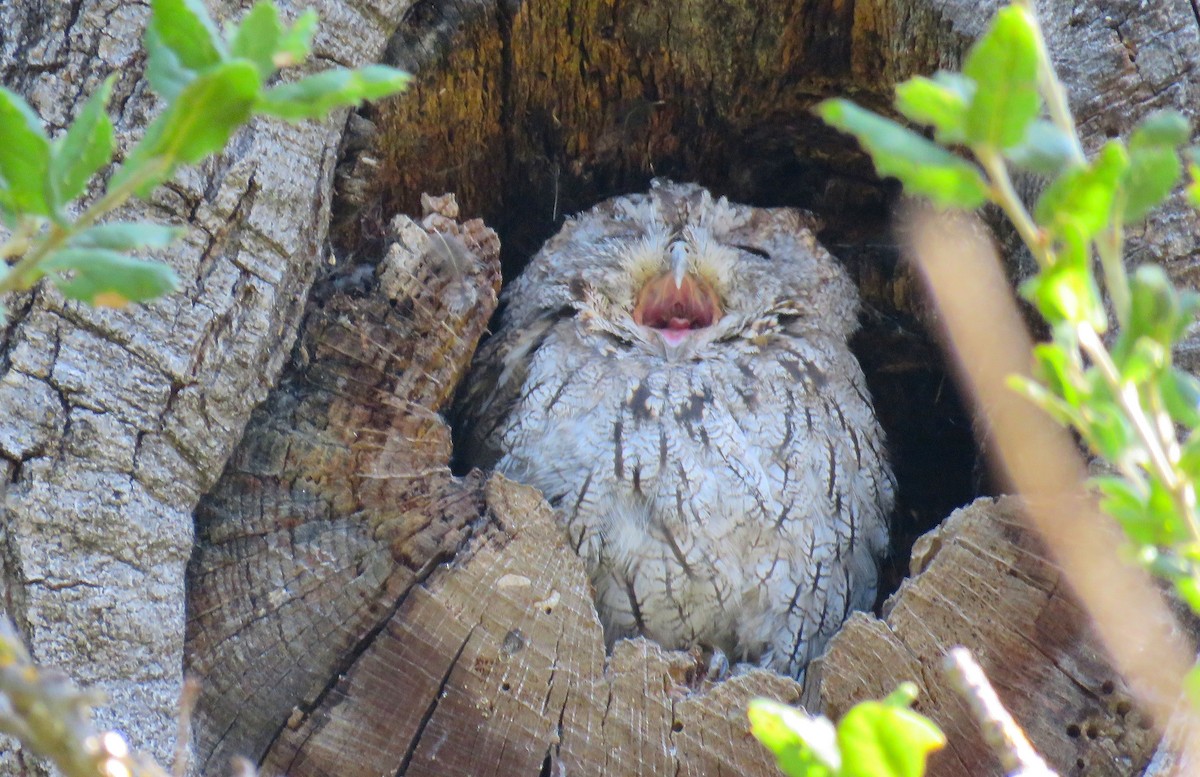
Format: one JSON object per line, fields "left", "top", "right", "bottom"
{"left": 631, "top": 271, "right": 722, "bottom": 344}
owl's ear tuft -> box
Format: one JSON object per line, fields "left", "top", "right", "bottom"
{"left": 792, "top": 208, "right": 824, "bottom": 234}
{"left": 770, "top": 207, "right": 823, "bottom": 235}
{"left": 723, "top": 206, "right": 823, "bottom": 248}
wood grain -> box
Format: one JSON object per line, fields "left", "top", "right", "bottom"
{"left": 819, "top": 497, "right": 1162, "bottom": 776}
{"left": 186, "top": 198, "right": 501, "bottom": 772}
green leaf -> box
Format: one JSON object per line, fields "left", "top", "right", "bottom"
{"left": 894, "top": 74, "right": 970, "bottom": 144}
{"left": 1112, "top": 263, "right": 1191, "bottom": 374}
{"left": 1032, "top": 342, "right": 1083, "bottom": 405}
{"left": 68, "top": 222, "right": 184, "bottom": 251}
{"left": 748, "top": 699, "right": 839, "bottom": 777}
{"left": 145, "top": 25, "right": 195, "bottom": 100}
{"left": 1034, "top": 141, "right": 1129, "bottom": 240}
{"left": 1179, "top": 436, "right": 1200, "bottom": 483}
{"left": 112, "top": 61, "right": 262, "bottom": 197}
{"left": 1083, "top": 366, "right": 1119, "bottom": 407}
{"left": 816, "top": 99, "right": 990, "bottom": 209}
{"left": 0, "top": 86, "right": 53, "bottom": 217}
{"left": 1110, "top": 477, "right": 1193, "bottom": 547}
{"left": 47, "top": 75, "right": 116, "bottom": 210}
{"left": 1122, "top": 264, "right": 1195, "bottom": 351}
{"left": 1124, "top": 111, "right": 1190, "bottom": 223}
{"left": 932, "top": 72, "right": 976, "bottom": 102}
{"left": 837, "top": 694, "right": 945, "bottom": 777}
{"left": 0, "top": 195, "right": 14, "bottom": 229}
{"left": 1008, "top": 373, "right": 1083, "bottom": 427}
{"left": 1116, "top": 337, "right": 1167, "bottom": 383}
{"left": 1052, "top": 217, "right": 1090, "bottom": 270}
{"left": 962, "top": 5, "right": 1041, "bottom": 149}
{"left": 1131, "top": 110, "right": 1190, "bottom": 147}
{"left": 1080, "top": 403, "right": 1135, "bottom": 463}
{"left": 230, "top": 1, "right": 284, "bottom": 79}
{"left": 147, "top": 0, "right": 224, "bottom": 73}
{"left": 1187, "top": 149, "right": 1200, "bottom": 208}
{"left": 883, "top": 682, "right": 921, "bottom": 708}
{"left": 1178, "top": 577, "right": 1200, "bottom": 617}
{"left": 1020, "top": 261, "right": 1105, "bottom": 328}
{"left": 1094, "top": 476, "right": 1150, "bottom": 540}
{"left": 40, "top": 248, "right": 179, "bottom": 306}
{"left": 256, "top": 65, "right": 411, "bottom": 121}
{"left": 1006, "top": 120, "right": 1075, "bottom": 176}
{"left": 1162, "top": 368, "right": 1200, "bottom": 429}
{"left": 1146, "top": 477, "right": 1191, "bottom": 545}
{"left": 275, "top": 9, "right": 318, "bottom": 68}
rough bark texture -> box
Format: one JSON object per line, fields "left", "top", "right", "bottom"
{"left": 187, "top": 197, "right": 501, "bottom": 772}
{"left": 0, "top": 0, "right": 413, "bottom": 766}
{"left": 817, "top": 497, "right": 1164, "bottom": 777}
{"left": 1, "top": 0, "right": 1198, "bottom": 775}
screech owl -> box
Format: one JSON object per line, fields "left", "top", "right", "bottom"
{"left": 456, "top": 180, "right": 894, "bottom": 678}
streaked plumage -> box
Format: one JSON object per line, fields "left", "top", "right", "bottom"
{"left": 456, "top": 180, "right": 893, "bottom": 677}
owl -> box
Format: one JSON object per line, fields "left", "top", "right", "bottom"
{"left": 456, "top": 180, "right": 893, "bottom": 678}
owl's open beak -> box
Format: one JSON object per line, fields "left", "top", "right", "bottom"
{"left": 632, "top": 270, "right": 721, "bottom": 342}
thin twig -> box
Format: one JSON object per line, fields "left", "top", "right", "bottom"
{"left": 1013, "top": 0, "right": 1086, "bottom": 165}
{"left": 1077, "top": 324, "right": 1200, "bottom": 543}
{"left": 1095, "top": 222, "right": 1132, "bottom": 327}
{"left": 171, "top": 676, "right": 202, "bottom": 777}
{"left": 943, "top": 647, "right": 1058, "bottom": 777}
{"left": 977, "top": 148, "right": 1051, "bottom": 269}
{"left": 0, "top": 158, "right": 170, "bottom": 295}
{"left": 0, "top": 617, "right": 171, "bottom": 777}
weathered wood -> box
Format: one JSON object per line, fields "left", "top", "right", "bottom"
{"left": 364, "top": 0, "right": 1200, "bottom": 331}
{"left": 818, "top": 497, "right": 1162, "bottom": 777}
{"left": 261, "top": 474, "right": 802, "bottom": 777}
{"left": 186, "top": 197, "right": 500, "bottom": 772}
{"left": 0, "top": 0, "right": 415, "bottom": 764}
{"left": 365, "top": 0, "right": 963, "bottom": 276}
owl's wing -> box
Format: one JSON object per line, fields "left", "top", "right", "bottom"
{"left": 452, "top": 309, "right": 568, "bottom": 469}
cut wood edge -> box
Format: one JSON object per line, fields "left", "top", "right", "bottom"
{"left": 261, "top": 474, "right": 804, "bottom": 776}
{"left": 818, "top": 496, "right": 1161, "bottom": 777}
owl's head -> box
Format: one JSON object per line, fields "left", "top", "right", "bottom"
{"left": 501, "top": 180, "right": 861, "bottom": 355}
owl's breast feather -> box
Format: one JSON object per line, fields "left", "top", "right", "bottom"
{"left": 488, "top": 317, "right": 892, "bottom": 677}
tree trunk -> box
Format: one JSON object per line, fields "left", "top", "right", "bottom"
{"left": 0, "top": 0, "right": 408, "bottom": 766}
{"left": 1, "top": 0, "right": 1198, "bottom": 775}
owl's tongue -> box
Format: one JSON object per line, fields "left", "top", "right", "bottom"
{"left": 632, "top": 272, "right": 721, "bottom": 340}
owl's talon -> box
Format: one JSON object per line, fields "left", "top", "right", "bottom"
{"left": 705, "top": 647, "right": 730, "bottom": 681}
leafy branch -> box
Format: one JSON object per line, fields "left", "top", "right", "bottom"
{"left": 0, "top": 0, "right": 411, "bottom": 320}
{"left": 820, "top": 0, "right": 1200, "bottom": 643}
{"left": 755, "top": 1, "right": 1200, "bottom": 774}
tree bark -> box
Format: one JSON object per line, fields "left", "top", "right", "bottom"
{"left": 1, "top": 0, "right": 1198, "bottom": 775}
{"left": 0, "top": 0, "right": 409, "bottom": 766}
